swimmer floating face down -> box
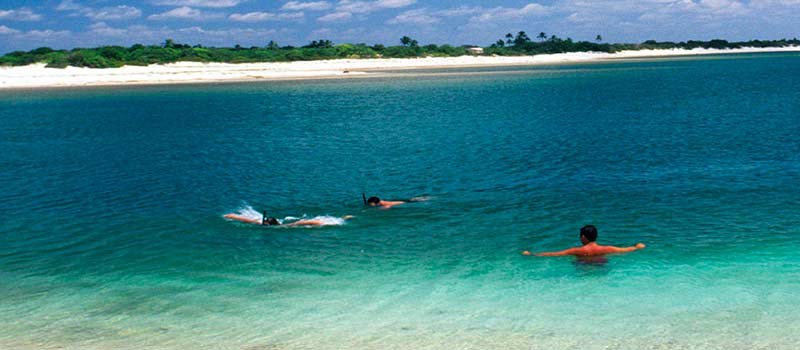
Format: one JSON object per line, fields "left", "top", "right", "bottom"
{"left": 367, "top": 196, "right": 381, "bottom": 206}
{"left": 224, "top": 213, "right": 353, "bottom": 226}
{"left": 365, "top": 196, "right": 408, "bottom": 209}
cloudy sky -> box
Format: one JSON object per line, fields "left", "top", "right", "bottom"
{"left": 1, "top": 0, "right": 799, "bottom": 53}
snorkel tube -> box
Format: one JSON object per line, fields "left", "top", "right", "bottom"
{"left": 262, "top": 211, "right": 267, "bottom": 225}
{"left": 362, "top": 193, "right": 367, "bottom": 206}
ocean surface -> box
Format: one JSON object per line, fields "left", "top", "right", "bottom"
{"left": 1, "top": 53, "right": 799, "bottom": 349}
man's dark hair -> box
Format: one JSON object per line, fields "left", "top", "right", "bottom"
{"left": 367, "top": 196, "right": 381, "bottom": 205}
{"left": 265, "top": 217, "right": 280, "bottom": 225}
{"left": 580, "top": 225, "right": 598, "bottom": 242}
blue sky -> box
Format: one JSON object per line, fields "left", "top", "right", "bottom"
{"left": 1, "top": 0, "right": 799, "bottom": 53}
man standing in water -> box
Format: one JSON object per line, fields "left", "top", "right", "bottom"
{"left": 522, "top": 225, "right": 645, "bottom": 256}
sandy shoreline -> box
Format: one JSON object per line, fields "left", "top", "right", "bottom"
{"left": 2, "top": 46, "right": 799, "bottom": 89}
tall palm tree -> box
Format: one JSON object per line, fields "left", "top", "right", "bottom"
{"left": 537, "top": 32, "right": 547, "bottom": 41}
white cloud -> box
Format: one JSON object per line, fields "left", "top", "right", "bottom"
{"left": 336, "top": 0, "right": 415, "bottom": 14}
{"left": 471, "top": 3, "right": 550, "bottom": 22}
{"left": 437, "top": 6, "right": 484, "bottom": 17}
{"left": 634, "top": 0, "right": 750, "bottom": 23}
{"left": 0, "top": 25, "right": 21, "bottom": 34}
{"left": 6, "top": 29, "right": 72, "bottom": 42}
{"left": 56, "top": 0, "right": 84, "bottom": 11}
{"left": 229, "top": 11, "right": 304, "bottom": 22}
{"left": 307, "top": 26, "right": 368, "bottom": 41}
{"left": 697, "top": 0, "right": 748, "bottom": 16}
{"left": 0, "top": 7, "right": 43, "bottom": 21}
{"left": 281, "top": 1, "right": 331, "bottom": 11}
{"left": 148, "top": 6, "right": 223, "bottom": 20}
{"left": 150, "top": 0, "right": 245, "bottom": 8}
{"left": 317, "top": 11, "right": 352, "bottom": 22}
{"left": 88, "top": 22, "right": 129, "bottom": 36}
{"left": 375, "top": 0, "right": 415, "bottom": 9}
{"left": 387, "top": 8, "right": 439, "bottom": 24}
{"left": 55, "top": 1, "right": 141, "bottom": 21}
{"left": 310, "top": 27, "right": 333, "bottom": 37}
{"left": 750, "top": 0, "right": 800, "bottom": 8}
{"left": 176, "top": 26, "right": 277, "bottom": 37}
{"left": 86, "top": 24, "right": 278, "bottom": 45}
{"left": 88, "top": 6, "right": 142, "bottom": 20}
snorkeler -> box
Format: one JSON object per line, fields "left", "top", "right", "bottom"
{"left": 522, "top": 225, "right": 645, "bottom": 257}
{"left": 224, "top": 213, "right": 353, "bottom": 226}
{"left": 363, "top": 193, "right": 429, "bottom": 209}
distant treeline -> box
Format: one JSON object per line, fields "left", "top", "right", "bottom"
{"left": 486, "top": 32, "right": 800, "bottom": 56}
{"left": 1, "top": 33, "right": 798, "bottom": 69}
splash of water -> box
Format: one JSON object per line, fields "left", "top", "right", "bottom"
{"left": 229, "top": 204, "right": 347, "bottom": 226}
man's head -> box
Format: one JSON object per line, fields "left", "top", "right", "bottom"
{"left": 580, "top": 225, "right": 598, "bottom": 244}
{"left": 264, "top": 217, "right": 280, "bottom": 225}
{"left": 367, "top": 196, "right": 381, "bottom": 206}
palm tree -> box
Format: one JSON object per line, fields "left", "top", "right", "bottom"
{"left": 537, "top": 32, "right": 547, "bottom": 41}
{"left": 595, "top": 34, "right": 602, "bottom": 42}
{"left": 513, "top": 31, "right": 531, "bottom": 46}
{"left": 505, "top": 33, "right": 513, "bottom": 45}
{"left": 400, "top": 36, "right": 418, "bottom": 47}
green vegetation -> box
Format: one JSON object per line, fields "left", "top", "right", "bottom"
{"left": 485, "top": 31, "right": 800, "bottom": 56}
{"left": 2, "top": 34, "right": 798, "bottom": 69}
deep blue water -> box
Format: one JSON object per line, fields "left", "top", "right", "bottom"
{"left": 1, "top": 53, "right": 800, "bottom": 349}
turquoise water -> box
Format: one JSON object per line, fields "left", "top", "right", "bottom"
{"left": 1, "top": 53, "right": 799, "bottom": 349}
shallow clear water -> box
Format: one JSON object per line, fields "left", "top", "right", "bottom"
{"left": 1, "top": 53, "right": 799, "bottom": 349}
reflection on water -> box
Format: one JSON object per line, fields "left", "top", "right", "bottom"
{"left": 573, "top": 256, "right": 611, "bottom": 276}
{"left": 575, "top": 256, "right": 609, "bottom": 266}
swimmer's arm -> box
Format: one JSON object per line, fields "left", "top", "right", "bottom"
{"left": 224, "top": 214, "right": 263, "bottom": 225}
{"left": 523, "top": 248, "right": 581, "bottom": 256}
{"left": 606, "top": 243, "right": 646, "bottom": 253}
{"left": 284, "top": 220, "right": 323, "bottom": 226}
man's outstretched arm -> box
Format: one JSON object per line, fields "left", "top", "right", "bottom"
{"left": 521, "top": 248, "right": 580, "bottom": 256}
{"left": 606, "top": 243, "right": 646, "bottom": 254}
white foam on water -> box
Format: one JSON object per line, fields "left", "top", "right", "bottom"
{"left": 229, "top": 204, "right": 347, "bottom": 227}
{"left": 236, "top": 205, "right": 263, "bottom": 220}
{"left": 283, "top": 215, "right": 347, "bottom": 226}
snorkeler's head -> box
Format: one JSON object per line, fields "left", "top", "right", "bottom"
{"left": 265, "top": 217, "right": 280, "bottom": 225}
{"left": 580, "top": 225, "right": 598, "bottom": 243}
{"left": 367, "top": 196, "right": 381, "bottom": 206}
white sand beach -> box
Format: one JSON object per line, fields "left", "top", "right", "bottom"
{"left": 1, "top": 46, "right": 799, "bottom": 89}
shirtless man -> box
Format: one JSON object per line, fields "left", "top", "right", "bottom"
{"left": 224, "top": 213, "right": 353, "bottom": 226}
{"left": 365, "top": 195, "right": 428, "bottom": 209}
{"left": 522, "top": 225, "right": 645, "bottom": 257}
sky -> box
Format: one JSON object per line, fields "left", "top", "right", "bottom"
{"left": 1, "top": 0, "right": 799, "bottom": 53}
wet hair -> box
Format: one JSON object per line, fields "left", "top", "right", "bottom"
{"left": 580, "top": 225, "right": 598, "bottom": 242}
{"left": 367, "top": 196, "right": 381, "bottom": 205}
{"left": 264, "top": 217, "right": 280, "bottom": 226}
